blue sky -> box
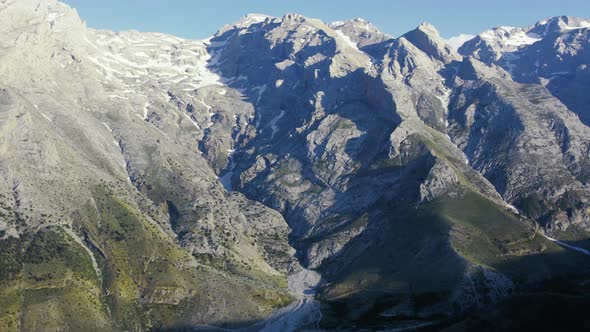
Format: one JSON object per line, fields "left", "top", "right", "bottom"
{"left": 61, "top": 0, "right": 590, "bottom": 39}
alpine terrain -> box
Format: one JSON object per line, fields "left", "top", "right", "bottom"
{"left": 1, "top": 0, "right": 590, "bottom": 331}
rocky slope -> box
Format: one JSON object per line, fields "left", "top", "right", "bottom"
{"left": 1, "top": 0, "right": 590, "bottom": 331}
{"left": 458, "top": 15, "right": 590, "bottom": 236}
{"left": 206, "top": 10, "right": 590, "bottom": 330}
{"left": 0, "top": 1, "right": 296, "bottom": 330}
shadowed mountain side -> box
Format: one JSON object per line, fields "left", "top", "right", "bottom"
{"left": 2, "top": 2, "right": 590, "bottom": 330}
{"left": 316, "top": 193, "right": 590, "bottom": 330}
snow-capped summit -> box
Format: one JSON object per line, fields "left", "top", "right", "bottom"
{"left": 530, "top": 15, "right": 590, "bottom": 35}
{"left": 458, "top": 15, "right": 590, "bottom": 126}
{"left": 461, "top": 25, "right": 542, "bottom": 60}
{"left": 460, "top": 16, "right": 590, "bottom": 62}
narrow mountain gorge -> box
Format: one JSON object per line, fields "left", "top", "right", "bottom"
{"left": 1, "top": 0, "right": 590, "bottom": 331}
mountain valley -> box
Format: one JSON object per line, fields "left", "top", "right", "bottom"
{"left": 1, "top": 1, "right": 590, "bottom": 331}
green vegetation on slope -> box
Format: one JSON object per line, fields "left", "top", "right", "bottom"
{"left": 319, "top": 186, "right": 590, "bottom": 330}
{"left": 0, "top": 227, "right": 112, "bottom": 331}
{"left": 0, "top": 184, "right": 293, "bottom": 331}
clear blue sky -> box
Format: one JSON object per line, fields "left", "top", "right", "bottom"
{"left": 61, "top": 0, "right": 590, "bottom": 39}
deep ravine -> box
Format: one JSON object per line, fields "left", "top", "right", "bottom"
{"left": 257, "top": 268, "right": 323, "bottom": 332}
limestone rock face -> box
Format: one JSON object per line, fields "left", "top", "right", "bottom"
{"left": 205, "top": 12, "right": 590, "bottom": 328}
{"left": 0, "top": 1, "right": 296, "bottom": 330}
{"left": 1, "top": 1, "right": 590, "bottom": 330}
{"left": 420, "top": 159, "right": 459, "bottom": 202}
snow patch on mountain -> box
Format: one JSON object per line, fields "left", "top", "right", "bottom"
{"left": 142, "top": 102, "right": 150, "bottom": 120}
{"left": 504, "top": 31, "right": 542, "bottom": 47}
{"left": 47, "top": 12, "right": 63, "bottom": 23}
{"left": 86, "top": 31, "right": 227, "bottom": 92}
{"left": 480, "top": 27, "right": 541, "bottom": 48}
{"left": 333, "top": 29, "right": 361, "bottom": 51}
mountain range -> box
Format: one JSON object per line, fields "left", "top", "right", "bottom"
{"left": 1, "top": 1, "right": 590, "bottom": 331}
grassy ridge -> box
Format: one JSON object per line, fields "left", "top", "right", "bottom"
{"left": 319, "top": 185, "right": 590, "bottom": 330}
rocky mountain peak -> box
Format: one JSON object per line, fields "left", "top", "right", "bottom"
{"left": 2, "top": 2, "right": 590, "bottom": 330}
{"left": 282, "top": 12, "right": 306, "bottom": 22}
{"left": 2, "top": 0, "right": 56, "bottom": 9}
{"left": 216, "top": 13, "right": 276, "bottom": 35}
{"left": 400, "top": 21, "right": 458, "bottom": 63}
{"left": 1, "top": 0, "right": 76, "bottom": 22}
{"left": 329, "top": 17, "right": 382, "bottom": 34}
{"left": 460, "top": 16, "right": 590, "bottom": 62}
{"left": 328, "top": 17, "right": 391, "bottom": 49}
{"left": 9, "top": 0, "right": 84, "bottom": 35}
{"left": 530, "top": 15, "right": 590, "bottom": 35}
{"left": 417, "top": 21, "right": 440, "bottom": 35}
{"left": 0, "top": 0, "right": 89, "bottom": 86}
